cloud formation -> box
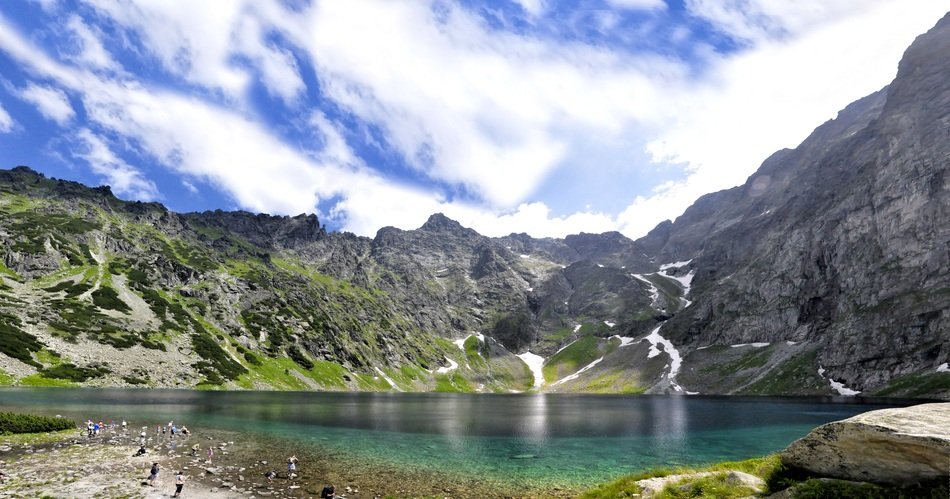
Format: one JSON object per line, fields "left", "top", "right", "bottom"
{"left": 16, "top": 83, "right": 75, "bottom": 125}
{"left": 0, "top": 1, "right": 944, "bottom": 240}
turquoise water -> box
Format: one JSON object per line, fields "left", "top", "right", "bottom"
{"left": 0, "top": 389, "right": 907, "bottom": 489}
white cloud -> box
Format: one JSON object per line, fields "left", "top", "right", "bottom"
{"left": 16, "top": 82, "right": 75, "bottom": 125}
{"left": 65, "top": 15, "right": 118, "bottom": 70}
{"left": 1, "top": 3, "right": 945, "bottom": 242}
{"left": 73, "top": 128, "right": 160, "bottom": 200}
{"left": 511, "top": 0, "right": 546, "bottom": 17}
{"left": 607, "top": 0, "right": 667, "bottom": 11}
{"left": 301, "top": 1, "right": 682, "bottom": 208}
{"left": 0, "top": 100, "right": 13, "bottom": 132}
{"left": 82, "top": 0, "right": 304, "bottom": 103}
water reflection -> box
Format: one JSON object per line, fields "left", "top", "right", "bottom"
{"left": 0, "top": 389, "right": 908, "bottom": 488}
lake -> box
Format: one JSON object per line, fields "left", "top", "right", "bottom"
{"left": 0, "top": 388, "right": 909, "bottom": 494}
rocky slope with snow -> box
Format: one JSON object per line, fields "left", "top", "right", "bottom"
{"left": 0, "top": 14, "right": 947, "bottom": 398}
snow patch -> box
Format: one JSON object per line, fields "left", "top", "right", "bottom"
{"left": 657, "top": 263, "right": 695, "bottom": 308}
{"left": 659, "top": 260, "right": 692, "bottom": 271}
{"left": 553, "top": 357, "right": 603, "bottom": 385}
{"left": 696, "top": 345, "right": 714, "bottom": 350}
{"left": 435, "top": 357, "right": 459, "bottom": 374}
{"left": 517, "top": 352, "right": 545, "bottom": 389}
{"left": 519, "top": 254, "right": 530, "bottom": 259}
{"left": 786, "top": 340, "right": 798, "bottom": 346}
{"left": 631, "top": 274, "right": 660, "bottom": 308}
{"left": 610, "top": 335, "right": 636, "bottom": 347}
{"left": 604, "top": 320, "right": 615, "bottom": 328}
{"left": 937, "top": 363, "right": 949, "bottom": 373}
{"left": 642, "top": 326, "right": 683, "bottom": 379}
{"left": 731, "top": 342, "right": 770, "bottom": 348}
{"left": 829, "top": 379, "right": 861, "bottom": 396}
{"left": 818, "top": 365, "right": 860, "bottom": 396}
{"left": 572, "top": 324, "right": 581, "bottom": 333}
{"left": 526, "top": 287, "right": 533, "bottom": 292}
{"left": 374, "top": 367, "right": 403, "bottom": 392}
{"left": 596, "top": 264, "right": 604, "bottom": 268}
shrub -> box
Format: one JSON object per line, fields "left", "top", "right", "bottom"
{"left": 39, "top": 363, "right": 111, "bottom": 382}
{"left": 0, "top": 412, "right": 74, "bottom": 434}
{"left": 288, "top": 345, "right": 314, "bottom": 370}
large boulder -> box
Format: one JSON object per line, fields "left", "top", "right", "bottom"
{"left": 781, "top": 403, "right": 950, "bottom": 485}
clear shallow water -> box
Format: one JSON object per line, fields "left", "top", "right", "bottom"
{"left": 0, "top": 388, "right": 908, "bottom": 490}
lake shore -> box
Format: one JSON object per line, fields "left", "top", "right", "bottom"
{"left": 0, "top": 424, "right": 579, "bottom": 498}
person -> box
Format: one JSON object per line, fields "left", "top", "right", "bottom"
{"left": 148, "top": 462, "right": 160, "bottom": 487}
{"left": 320, "top": 485, "right": 335, "bottom": 498}
{"left": 173, "top": 470, "right": 184, "bottom": 497}
{"left": 190, "top": 443, "right": 200, "bottom": 457}
{"left": 264, "top": 470, "right": 277, "bottom": 482}
{"left": 180, "top": 426, "right": 189, "bottom": 436}
{"left": 287, "top": 455, "right": 297, "bottom": 478}
{"left": 121, "top": 420, "right": 127, "bottom": 430}
{"left": 0, "top": 470, "right": 7, "bottom": 484}
{"left": 134, "top": 445, "right": 147, "bottom": 456}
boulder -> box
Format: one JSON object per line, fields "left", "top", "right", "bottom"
{"left": 781, "top": 403, "right": 950, "bottom": 485}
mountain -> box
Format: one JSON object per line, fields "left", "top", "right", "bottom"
{"left": 0, "top": 14, "right": 947, "bottom": 398}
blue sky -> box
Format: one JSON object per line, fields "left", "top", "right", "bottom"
{"left": 0, "top": 1, "right": 944, "bottom": 238}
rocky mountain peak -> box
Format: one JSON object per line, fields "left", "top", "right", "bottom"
{"left": 419, "top": 213, "right": 479, "bottom": 238}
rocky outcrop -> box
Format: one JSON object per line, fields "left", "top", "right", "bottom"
{"left": 781, "top": 403, "right": 950, "bottom": 485}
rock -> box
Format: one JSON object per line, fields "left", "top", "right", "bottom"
{"left": 636, "top": 471, "right": 763, "bottom": 497}
{"left": 781, "top": 403, "right": 950, "bottom": 485}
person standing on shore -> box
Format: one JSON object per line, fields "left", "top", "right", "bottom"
{"left": 173, "top": 470, "right": 184, "bottom": 497}
{"left": 287, "top": 455, "right": 297, "bottom": 478}
{"left": 148, "top": 462, "right": 160, "bottom": 487}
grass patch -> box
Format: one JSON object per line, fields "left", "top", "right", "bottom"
{"left": 873, "top": 371, "right": 950, "bottom": 397}
{"left": 743, "top": 350, "right": 819, "bottom": 395}
{"left": 543, "top": 335, "right": 604, "bottom": 383}
{"left": 435, "top": 371, "right": 475, "bottom": 392}
{"left": 581, "top": 455, "right": 783, "bottom": 499}
{"left": 707, "top": 347, "right": 774, "bottom": 376}
{"left": 18, "top": 374, "right": 77, "bottom": 387}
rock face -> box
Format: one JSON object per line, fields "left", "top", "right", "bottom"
{"left": 0, "top": 14, "right": 947, "bottom": 395}
{"left": 781, "top": 403, "right": 950, "bottom": 485}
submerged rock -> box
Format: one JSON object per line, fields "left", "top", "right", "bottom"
{"left": 781, "top": 402, "right": 950, "bottom": 485}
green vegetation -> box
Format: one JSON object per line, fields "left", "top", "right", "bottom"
{"left": 435, "top": 371, "right": 475, "bottom": 392}
{"left": 0, "top": 411, "right": 74, "bottom": 434}
{"left": 583, "top": 371, "right": 646, "bottom": 394}
{"left": 17, "top": 374, "right": 77, "bottom": 387}
{"left": 744, "top": 350, "right": 820, "bottom": 395}
{"left": 582, "top": 455, "right": 784, "bottom": 498}
{"left": 874, "top": 371, "right": 950, "bottom": 397}
{"left": 582, "top": 454, "right": 948, "bottom": 498}
{"left": 706, "top": 346, "right": 774, "bottom": 376}
{"left": 91, "top": 286, "right": 131, "bottom": 313}
{"left": 287, "top": 344, "right": 314, "bottom": 370}
{"left": 39, "top": 363, "right": 111, "bottom": 382}
{"left": 543, "top": 335, "right": 611, "bottom": 383}
{"left": 0, "top": 311, "right": 43, "bottom": 368}
{"left": 191, "top": 333, "right": 247, "bottom": 383}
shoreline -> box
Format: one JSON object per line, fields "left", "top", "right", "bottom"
{"left": 0, "top": 424, "right": 580, "bottom": 498}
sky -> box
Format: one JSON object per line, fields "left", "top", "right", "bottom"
{"left": 0, "top": 1, "right": 944, "bottom": 239}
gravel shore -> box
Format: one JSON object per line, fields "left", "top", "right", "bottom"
{"left": 0, "top": 424, "right": 579, "bottom": 498}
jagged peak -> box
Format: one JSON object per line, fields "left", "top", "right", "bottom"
{"left": 418, "top": 213, "right": 480, "bottom": 239}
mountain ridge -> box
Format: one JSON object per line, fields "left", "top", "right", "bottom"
{"left": 0, "top": 13, "right": 947, "bottom": 398}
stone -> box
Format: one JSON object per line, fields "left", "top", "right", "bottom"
{"left": 635, "top": 471, "right": 763, "bottom": 497}
{"left": 781, "top": 403, "right": 950, "bottom": 485}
